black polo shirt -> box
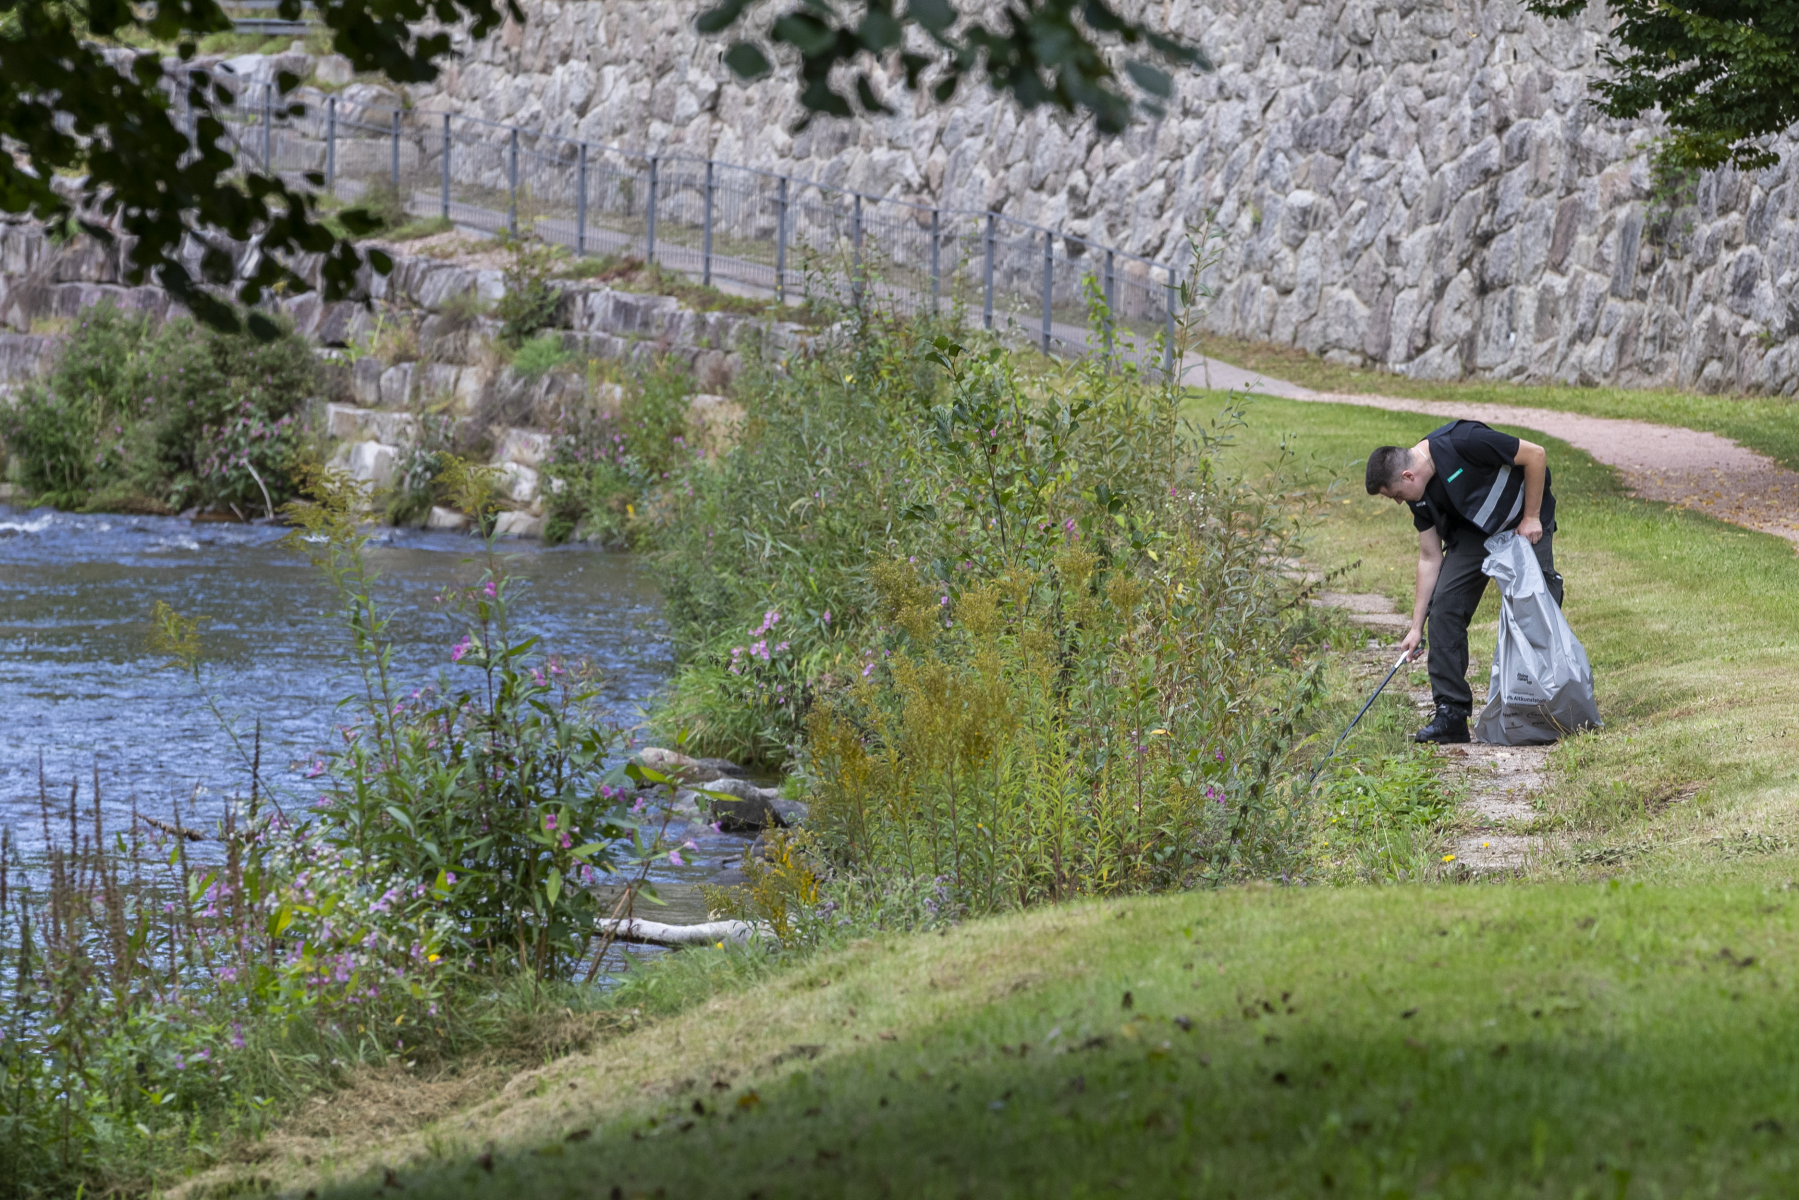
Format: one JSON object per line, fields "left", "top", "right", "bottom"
{"left": 1407, "top": 424, "right": 1555, "bottom": 540}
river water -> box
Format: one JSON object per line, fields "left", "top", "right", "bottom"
{"left": 2, "top": 502, "right": 755, "bottom": 963}
{"left": 1, "top": 503, "right": 678, "bottom": 845}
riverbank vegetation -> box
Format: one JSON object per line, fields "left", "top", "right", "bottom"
{"left": 646, "top": 292, "right": 1349, "bottom": 927}
{"left": 0, "top": 288, "right": 1367, "bottom": 1196}
{"left": 0, "top": 302, "right": 319, "bottom": 515}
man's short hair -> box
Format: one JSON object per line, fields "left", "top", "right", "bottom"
{"left": 1365, "top": 446, "right": 1413, "bottom": 495}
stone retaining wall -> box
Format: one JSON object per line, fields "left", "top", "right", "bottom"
{"left": 0, "top": 217, "right": 797, "bottom": 534}
{"left": 399, "top": 0, "right": 1799, "bottom": 394}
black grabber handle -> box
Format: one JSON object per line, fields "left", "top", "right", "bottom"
{"left": 1307, "top": 632, "right": 1425, "bottom": 789}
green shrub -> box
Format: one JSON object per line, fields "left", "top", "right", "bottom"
{"left": 511, "top": 332, "right": 571, "bottom": 380}
{"left": 1, "top": 303, "right": 154, "bottom": 506}
{"left": 0, "top": 300, "right": 320, "bottom": 514}
{"left": 385, "top": 412, "right": 459, "bottom": 526}
{"left": 284, "top": 463, "right": 651, "bottom": 978}
{"left": 648, "top": 310, "right": 940, "bottom": 761}
{"left": 494, "top": 235, "right": 564, "bottom": 347}
{"left": 656, "top": 278, "right": 1330, "bottom": 926}
{"left": 796, "top": 337, "right": 1323, "bottom": 911}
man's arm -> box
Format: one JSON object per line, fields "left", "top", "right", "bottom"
{"left": 1514, "top": 438, "right": 1548, "bottom": 544}
{"left": 1399, "top": 528, "right": 1443, "bottom": 661}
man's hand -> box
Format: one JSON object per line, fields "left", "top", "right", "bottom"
{"left": 1398, "top": 625, "right": 1424, "bottom": 662}
{"left": 1517, "top": 514, "right": 1544, "bottom": 544}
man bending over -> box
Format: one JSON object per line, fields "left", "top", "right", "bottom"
{"left": 1366, "top": 420, "right": 1564, "bottom": 744}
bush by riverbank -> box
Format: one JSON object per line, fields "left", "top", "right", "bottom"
{"left": 0, "top": 303, "right": 319, "bottom": 515}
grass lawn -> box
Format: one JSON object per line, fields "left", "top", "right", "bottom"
{"left": 294, "top": 884, "right": 1799, "bottom": 1199}
{"left": 1197, "top": 331, "right": 1799, "bottom": 472}
{"left": 216, "top": 394, "right": 1799, "bottom": 1200}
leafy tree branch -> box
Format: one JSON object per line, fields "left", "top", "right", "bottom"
{"left": 698, "top": 0, "right": 1211, "bottom": 134}
{"left": 0, "top": 0, "right": 519, "bottom": 335}
{"left": 1529, "top": 0, "right": 1799, "bottom": 171}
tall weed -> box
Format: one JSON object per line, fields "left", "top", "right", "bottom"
{"left": 540, "top": 357, "right": 697, "bottom": 546}
{"left": 656, "top": 274, "right": 1330, "bottom": 917}
{"left": 650, "top": 308, "right": 943, "bottom": 761}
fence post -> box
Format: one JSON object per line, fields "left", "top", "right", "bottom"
{"left": 261, "top": 83, "right": 272, "bottom": 172}
{"left": 646, "top": 155, "right": 659, "bottom": 266}
{"left": 702, "top": 159, "right": 715, "bottom": 287}
{"left": 1163, "top": 267, "right": 1177, "bottom": 377}
{"left": 929, "top": 208, "right": 941, "bottom": 315}
{"left": 576, "top": 143, "right": 588, "bottom": 257}
{"left": 1103, "top": 248, "right": 1117, "bottom": 365}
{"left": 325, "top": 96, "right": 336, "bottom": 193}
{"left": 850, "top": 194, "right": 865, "bottom": 309}
{"left": 775, "top": 175, "right": 788, "bottom": 303}
{"left": 390, "top": 109, "right": 401, "bottom": 193}
{"left": 983, "top": 213, "right": 995, "bottom": 331}
{"left": 440, "top": 113, "right": 451, "bottom": 220}
{"left": 507, "top": 128, "right": 519, "bottom": 238}
{"left": 1041, "top": 231, "right": 1055, "bottom": 355}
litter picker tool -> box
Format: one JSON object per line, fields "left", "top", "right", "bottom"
{"left": 1307, "top": 639, "right": 1422, "bottom": 788}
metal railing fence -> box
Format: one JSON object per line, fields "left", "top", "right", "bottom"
{"left": 176, "top": 71, "right": 1184, "bottom": 368}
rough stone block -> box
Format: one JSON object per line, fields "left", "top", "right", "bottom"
{"left": 493, "top": 510, "right": 544, "bottom": 538}
{"left": 493, "top": 460, "right": 539, "bottom": 504}
{"left": 495, "top": 428, "right": 552, "bottom": 467}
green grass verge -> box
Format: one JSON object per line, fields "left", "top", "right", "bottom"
{"left": 290, "top": 883, "right": 1799, "bottom": 1199}
{"left": 1210, "top": 392, "right": 1799, "bottom": 868}
{"left": 1199, "top": 332, "right": 1799, "bottom": 472}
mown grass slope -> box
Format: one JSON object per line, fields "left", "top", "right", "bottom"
{"left": 292, "top": 883, "right": 1799, "bottom": 1199}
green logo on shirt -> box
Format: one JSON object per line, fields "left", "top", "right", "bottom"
{"left": 1445, "top": 468, "right": 1464, "bottom": 483}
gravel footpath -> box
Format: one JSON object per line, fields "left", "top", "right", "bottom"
{"left": 1189, "top": 355, "right": 1799, "bottom": 546}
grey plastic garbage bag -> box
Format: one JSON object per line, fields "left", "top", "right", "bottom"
{"left": 1473, "top": 530, "right": 1602, "bottom": 745}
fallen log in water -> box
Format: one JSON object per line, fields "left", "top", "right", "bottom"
{"left": 596, "top": 918, "right": 766, "bottom": 947}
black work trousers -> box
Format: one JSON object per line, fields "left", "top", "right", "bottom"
{"left": 1427, "top": 526, "right": 1563, "bottom": 717}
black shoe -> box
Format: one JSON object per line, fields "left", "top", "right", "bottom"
{"left": 1414, "top": 706, "right": 1470, "bottom": 744}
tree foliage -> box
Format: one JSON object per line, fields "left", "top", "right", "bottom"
{"left": 0, "top": 0, "right": 520, "bottom": 335}
{"left": 1530, "top": 0, "right": 1799, "bottom": 171}
{"left": 698, "top": 0, "right": 1210, "bottom": 134}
